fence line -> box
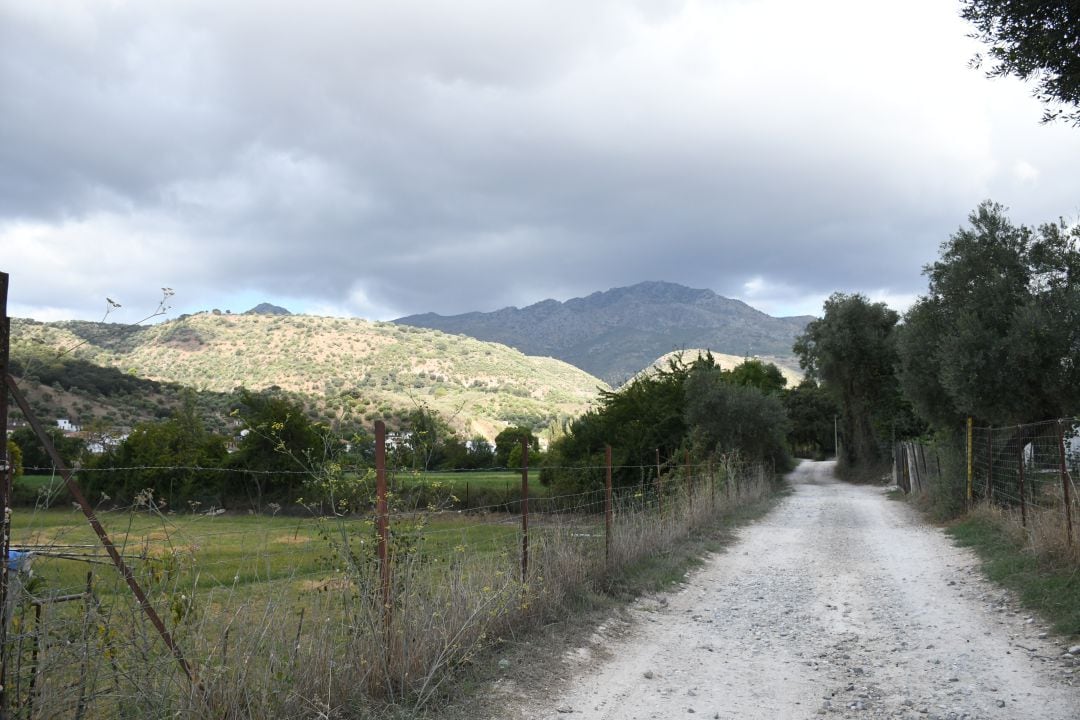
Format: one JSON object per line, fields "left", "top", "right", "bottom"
{"left": 894, "top": 417, "right": 1079, "bottom": 550}
{"left": 3, "top": 423, "right": 776, "bottom": 718}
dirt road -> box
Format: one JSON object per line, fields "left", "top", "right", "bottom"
{"left": 507, "top": 461, "right": 1079, "bottom": 720}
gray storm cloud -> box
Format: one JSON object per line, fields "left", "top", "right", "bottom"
{"left": 2, "top": 0, "right": 1078, "bottom": 322}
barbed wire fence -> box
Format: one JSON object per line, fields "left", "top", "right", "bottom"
{"left": 894, "top": 417, "right": 1078, "bottom": 553}
{"left": 4, "top": 430, "right": 774, "bottom": 717}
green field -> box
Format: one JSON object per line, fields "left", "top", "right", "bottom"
{"left": 4, "top": 463, "right": 771, "bottom": 718}
{"left": 9, "top": 468, "right": 564, "bottom": 603}
{"left": 9, "top": 505, "right": 539, "bottom": 598}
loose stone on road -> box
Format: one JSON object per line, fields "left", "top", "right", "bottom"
{"left": 508, "top": 461, "right": 1079, "bottom": 720}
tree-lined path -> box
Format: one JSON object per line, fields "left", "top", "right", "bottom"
{"left": 505, "top": 461, "right": 1079, "bottom": 720}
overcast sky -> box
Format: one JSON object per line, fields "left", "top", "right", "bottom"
{"left": 3, "top": 0, "right": 1079, "bottom": 325}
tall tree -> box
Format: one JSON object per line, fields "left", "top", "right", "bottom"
{"left": 794, "top": 293, "right": 900, "bottom": 473}
{"left": 230, "top": 388, "right": 328, "bottom": 507}
{"left": 85, "top": 394, "right": 228, "bottom": 505}
{"left": 10, "top": 426, "right": 86, "bottom": 471}
{"left": 897, "top": 201, "right": 1080, "bottom": 426}
{"left": 962, "top": 1, "right": 1080, "bottom": 124}
{"left": 783, "top": 379, "right": 839, "bottom": 459}
{"left": 724, "top": 358, "right": 788, "bottom": 395}
{"left": 494, "top": 426, "right": 539, "bottom": 468}
{"left": 684, "top": 368, "right": 791, "bottom": 469}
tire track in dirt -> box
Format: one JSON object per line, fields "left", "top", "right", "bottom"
{"left": 502, "top": 461, "right": 1079, "bottom": 720}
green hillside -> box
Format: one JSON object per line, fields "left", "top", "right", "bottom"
{"left": 9, "top": 313, "right": 608, "bottom": 440}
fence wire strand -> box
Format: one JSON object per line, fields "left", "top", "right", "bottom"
{"left": 4, "top": 452, "right": 773, "bottom": 718}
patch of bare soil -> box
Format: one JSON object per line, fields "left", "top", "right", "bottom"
{"left": 471, "top": 461, "right": 1079, "bottom": 720}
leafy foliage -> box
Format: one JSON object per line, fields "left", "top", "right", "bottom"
{"left": 493, "top": 426, "right": 539, "bottom": 468}
{"left": 782, "top": 379, "right": 839, "bottom": 459}
{"left": 9, "top": 426, "right": 86, "bottom": 471}
{"left": 6, "top": 439, "right": 23, "bottom": 479}
{"left": 897, "top": 201, "right": 1080, "bottom": 426}
{"left": 85, "top": 393, "right": 229, "bottom": 505}
{"left": 722, "top": 357, "right": 788, "bottom": 395}
{"left": 228, "top": 388, "right": 332, "bottom": 507}
{"left": 962, "top": 0, "right": 1080, "bottom": 124}
{"left": 794, "top": 293, "right": 902, "bottom": 473}
{"left": 543, "top": 353, "right": 792, "bottom": 493}
{"left": 684, "top": 367, "right": 791, "bottom": 468}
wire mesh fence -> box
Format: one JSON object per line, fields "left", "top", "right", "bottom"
{"left": 3, "top": 443, "right": 775, "bottom": 718}
{"left": 894, "top": 417, "right": 1078, "bottom": 551}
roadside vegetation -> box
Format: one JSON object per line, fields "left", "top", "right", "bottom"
{"left": 799, "top": 200, "right": 1080, "bottom": 639}
{"left": 7, "top": 327, "right": 812, "bottom": 718}
{"left": 948, "top": 505, "right": 1080, "bottom": 638}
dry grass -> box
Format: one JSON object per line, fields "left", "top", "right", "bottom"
{"left": 7, "top": 460, "right": 778, "bottom": 719}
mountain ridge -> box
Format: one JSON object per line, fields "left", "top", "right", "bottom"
{"left": 396, "top": 281, "right": 814, "bottom": 384}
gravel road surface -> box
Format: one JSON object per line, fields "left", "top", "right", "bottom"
{"left": 506, "top": 461, "right": 1079, "bottom": 720}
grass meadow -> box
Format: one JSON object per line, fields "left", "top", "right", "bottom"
{"left": 6, "top": 461, "right": 774, "bottom": 719}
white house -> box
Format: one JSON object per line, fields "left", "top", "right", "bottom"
{"left": 57, "top": 418, "right": 80, "bottom": 433}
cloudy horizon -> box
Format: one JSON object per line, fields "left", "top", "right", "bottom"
{"left": 3, "top": 0, "right": 1079, "bottom": 326}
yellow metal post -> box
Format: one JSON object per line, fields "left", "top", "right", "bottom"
{"left": 972, "top": 416, "right": 980, "bottom": 507}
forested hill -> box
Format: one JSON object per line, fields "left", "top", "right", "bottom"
{"left": 396, "top": 281, "right": 814, "bottom": 385}
{"left": 9, "top": 313, "right": 607, "bottom": 440}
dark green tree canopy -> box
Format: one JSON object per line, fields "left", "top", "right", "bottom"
{"left": 402, "top": 403, "right": 455, "bottom": 470}
{"left": 782, "top": 379, "right": 839, "bottom": 459}
{"left": 722, "top": 358, "right": 787, "bottom": 395}
{"left": 494, "top": 426, "right": 539, "bottom": 468}
{"left": 230, "top": 388, "right": 326, "bottom": 472}
{"left": 962, "top": 0, "right": 1080, "bottom": 124}
{"left": 794, "top": 293, "right": 901, "bottom": 472}
{"left": 86, "top": 393, "right": 228, "bottom": 505}
{"left": 542, "top": 352, "right": 792, "bottom": 493}
{"left": 10, "top": 426, "right": 86, "bottom": 471}
{"left": 684, "top": 367, "right": 790, "bottom": 469}
{"left": 897, "top": 201, "right": 1080, "bottom": 426}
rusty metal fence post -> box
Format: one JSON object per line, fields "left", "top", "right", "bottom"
{"left": 604, "top": 445, "right": 612, "bottom": 566}
{"left": 374, "top": 421, "right": 391, "bottom": 634}
{"left": 1017, "top": 426, "right": 1027, "bottom": 528}
{"left": 655, "top": 448, "right": 662, "bottom": 516}
{"left": 520, "top": 438, "right": 529, "bottom": 585}
{"left": 1057, "top": 420, "right": 1074, "bottom": 547}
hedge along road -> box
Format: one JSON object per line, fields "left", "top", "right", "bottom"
{"left": 504, "top": 460, "right": 1080, "bottom": 720}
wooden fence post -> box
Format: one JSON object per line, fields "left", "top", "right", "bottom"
{"left": 0, "top": 271, "right": 9, "bottom": 716}
{"left": 684, "top": 449, "right": 692, "bottom": 518}
{"left": 987, "top": 428, "right": 993, "bottom": 502}
{"left": 0, "top": 271, "right": 11, "bottom": 717}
